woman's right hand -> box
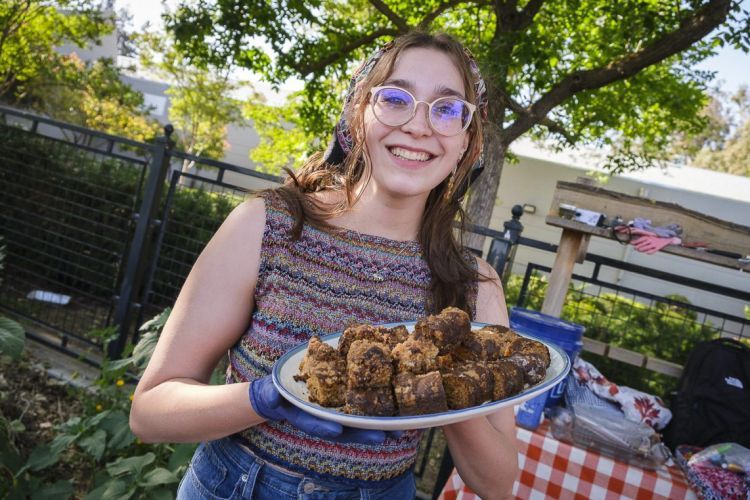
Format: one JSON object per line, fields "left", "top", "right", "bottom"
{"left": 249, "top": 375, "right": 401, "bottom": 444}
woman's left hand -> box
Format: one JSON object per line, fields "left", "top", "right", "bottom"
{"left": 250, "top": 376, "right": 402, "bottom": 444}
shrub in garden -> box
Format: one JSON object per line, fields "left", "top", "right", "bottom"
{"left": 504, "top": 273, "right": 718, "bottom": 398}
{"left": 0, "top": 125, "right": 245, "bottom": 341}
{"left": 0, "top": 309, "right": 197, "bottom": 499}
{"left": 0, "top": 238, "right": 24, "bottom": 360}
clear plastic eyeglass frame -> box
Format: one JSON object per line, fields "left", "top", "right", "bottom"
{"left": 369, "top": 86, "right": 476, "bottom": 136}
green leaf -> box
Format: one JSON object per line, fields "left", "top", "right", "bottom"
{"left": 31, "top": 480, "right": 74, "bottom": 500}
{"left": 24, "top": 445, "right": 58, "bottom": 472}
{"left": 100, "top": 412, "right": 136, "bottom": 451}
{"left": 146, "top": 487, "right": 174, "bottom": 500}
{"left": 24, "top": 433, "right": 77, "bottom": 472}
{"left": 79, "top": 429, "right": 107, "bottom": 461}
{"left": 168, "top": 443, "right": 197, "bottom": 471}
{"left": 84, "top": 479, "right": 130, "bottom": 500}
{"left": 0, "top": 316, "right": 25, "bottom": 360}
{"left": 9, "top": 419, "right": 25, "bottom": 433}
{"left": 106, "top": 358, "right": 132, "bottom": 371}
{"left": 106, "top": 452, "right": 155, "bottom": 478}
{"left": 0, "top": 448, "right": 24, "bottom": 474}
{"left": 139, "top": 308, "right": 171, "bottom": 334}
{"left": 139, "top": 467, "right": 179, "bottom": 487}
{"left": 85, "top": 409, "right": 112, "bottom": 428}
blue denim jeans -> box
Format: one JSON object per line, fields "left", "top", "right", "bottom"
{"left": 176, "top": 437, "right": 417, "bottom": 499}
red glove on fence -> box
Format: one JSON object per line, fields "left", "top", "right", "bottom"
{"left": 631, "top": 235, "right": 682, "bottom": 255}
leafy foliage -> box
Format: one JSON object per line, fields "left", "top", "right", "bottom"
{"left": 244, "top": 91, "right": 321, "bottom": 173}
{"left": 0, "top": 317, "right": 24, "bottom": 361}
{"left": 0, "top": 0, "right": 159, "bottom": 142}
{"left": 691, "top": 86, "right": 750, "bottom": 177}
{"left": 136, "top": 30, "right": 245, "bottom": 171}
{"left": 0, "top": 239, "right": 24, "bottom": 360}
{"left": 0, "top": 311, "right": 196, "bottom": 499}
{"left": 29, "top": 56, "right": 161, "bottom": 144}
{"left": 505, "top": 273, "right": 719, "bottom": 398}
{"left": 165, "top": 0, "right": 749, "bottom": 234}
{"left": 0, "top": 0, "right": 109, "bottom": 100}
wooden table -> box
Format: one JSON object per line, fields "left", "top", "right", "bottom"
{"left": 439, "top": 421, "right": 697, "bottom": 500}
{"left": 541, "top": 182, "right": 750, "bottom": 317}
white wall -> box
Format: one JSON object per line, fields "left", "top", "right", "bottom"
{"left": 222, "top": 123, "right": 260, "bottom": 169}
{"left": 56, "top": 18, "right": 118, "bottom": 62}
{"left": 490, "top": 152, "right": 750, "bottom": 321}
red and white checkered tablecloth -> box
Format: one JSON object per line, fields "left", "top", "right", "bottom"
{"left": 439, "top": 421, "right": 697, "bottom": 500}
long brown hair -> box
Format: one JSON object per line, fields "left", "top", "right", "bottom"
{"left": 271, "top": 32, "right": 485, "bottom": 314}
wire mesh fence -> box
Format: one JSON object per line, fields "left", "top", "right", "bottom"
{"left": 0, "top": 114, "right": 151, "bottom": 351}
{"left": 511, "top": 261, "right": 750, "bottom": 397}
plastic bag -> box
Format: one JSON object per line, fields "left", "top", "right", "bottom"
{"left": 687, "top": 443, "right": 750, "bottom": 475}
{"left": 549, "top": 406, "right": 670, "bottom": 469}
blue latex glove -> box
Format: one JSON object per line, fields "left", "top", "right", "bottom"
{"left": 249, "top": 376, "right": 401, "bottom": 445}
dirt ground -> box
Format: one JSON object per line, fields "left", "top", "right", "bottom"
{"left": 0, "top": 351, "right": 96, "bottom": 492}
{"left": 1, "top": 343, "right": 447, "bottom": 498}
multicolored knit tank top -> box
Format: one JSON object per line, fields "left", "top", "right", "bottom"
{"left": 227, "top": 191, "right": 475, "bottom": 486}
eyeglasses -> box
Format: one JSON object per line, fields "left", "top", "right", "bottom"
{"left": 369, "top": 86, "right": 476, "bottom": 136}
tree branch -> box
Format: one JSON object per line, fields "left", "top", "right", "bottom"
{"left": 494, "top": 0, "right": 514, "bottom": 32}
{"left": 494, "top": 85, "right": 574, "bottom": 143}
{"left": 419, "top": 0, "right": 480, "bottom": 29}
{"left": 294, "top": 28, "right": 400, "bottom": 76}
{"left": 540, "top": 117, "right": 575, "bottom": 144}
{"left": 502, "top": 0, "right": 733, "bottom": 145}
{"left": 516, "top": 0, "right": 545, "bottom": 31}
{"left": 494, "top": 85, "right": 525, "bottom": 115}
{"left": 493, "top": 0, "right": 545, "bottom": 39}
{"left": 368, "top": 0, "right": 410, "bottom": 32}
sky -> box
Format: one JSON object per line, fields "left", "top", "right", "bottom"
{"left": 115, "top": 0, "right": 750, "bottom": 97}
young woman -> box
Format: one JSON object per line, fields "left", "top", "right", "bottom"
{"left": 130, "top": 31, "right": 519, "bottom": 499}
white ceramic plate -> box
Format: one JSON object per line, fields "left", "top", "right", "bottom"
{"left": 272, "top": 322, "right": 570, "bottom": 430}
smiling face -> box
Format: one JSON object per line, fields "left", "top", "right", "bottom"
{"left": 362, "top": 47, "right": 470, "bottom": 202}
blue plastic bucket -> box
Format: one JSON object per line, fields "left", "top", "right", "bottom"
{"left": 510, "top": 307, "right": 584, "bottom": 428}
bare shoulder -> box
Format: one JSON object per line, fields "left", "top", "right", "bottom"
{"left": 224, "top": 196, "right": 266, "bottom": 234}
{"left": 205, "top": 196, "right": 267, "bottom": 256}
{"left": 473, "top": 256, "right": 509, "bottom": 325}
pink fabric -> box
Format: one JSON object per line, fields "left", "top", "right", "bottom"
{"left": 614, "top": 226, "right": 682, "bottom": 254}
{"left": 631, "top": 235, "right": 682, "bottom": 254}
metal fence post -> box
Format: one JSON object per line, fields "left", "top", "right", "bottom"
{"left": 109, "top": 126, "right": 174, "bottom": 358}
{"left": 485, "top": 204, "right": 524, "bottom": 283}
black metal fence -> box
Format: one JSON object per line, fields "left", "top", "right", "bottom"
{"left": 515, "top": 238, "right": 750, "bottom": 368}
{"left": 0, "top": 109, "right": 149, "bottom": 356}
{"left": 0, "top": 105, "right": 281, "bottom": 359}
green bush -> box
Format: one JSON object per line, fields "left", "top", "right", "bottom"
{"left": 150, "top": 188, "right": 242, "bottom": 307}
{"left": 505, "top": 274, "right": 718, "bottom": 399}
{"left": 0, "top": 124, "right": 245, "bottom": 338}
{"left": 0, "top": 238, "right": 24, "bottom": 360}
{"left": 0, "top": 310, "right": 196, "bottom": 499}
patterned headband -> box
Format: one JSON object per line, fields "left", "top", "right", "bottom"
{"left": 323, "top": 39, "right": 488, "bottom": 164}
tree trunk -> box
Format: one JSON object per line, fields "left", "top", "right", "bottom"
{"left": 465, "top": 98, "right": 508, "bottom": 252}
{"left": 179, "top": 157, "right": 196, "bottom": 188}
